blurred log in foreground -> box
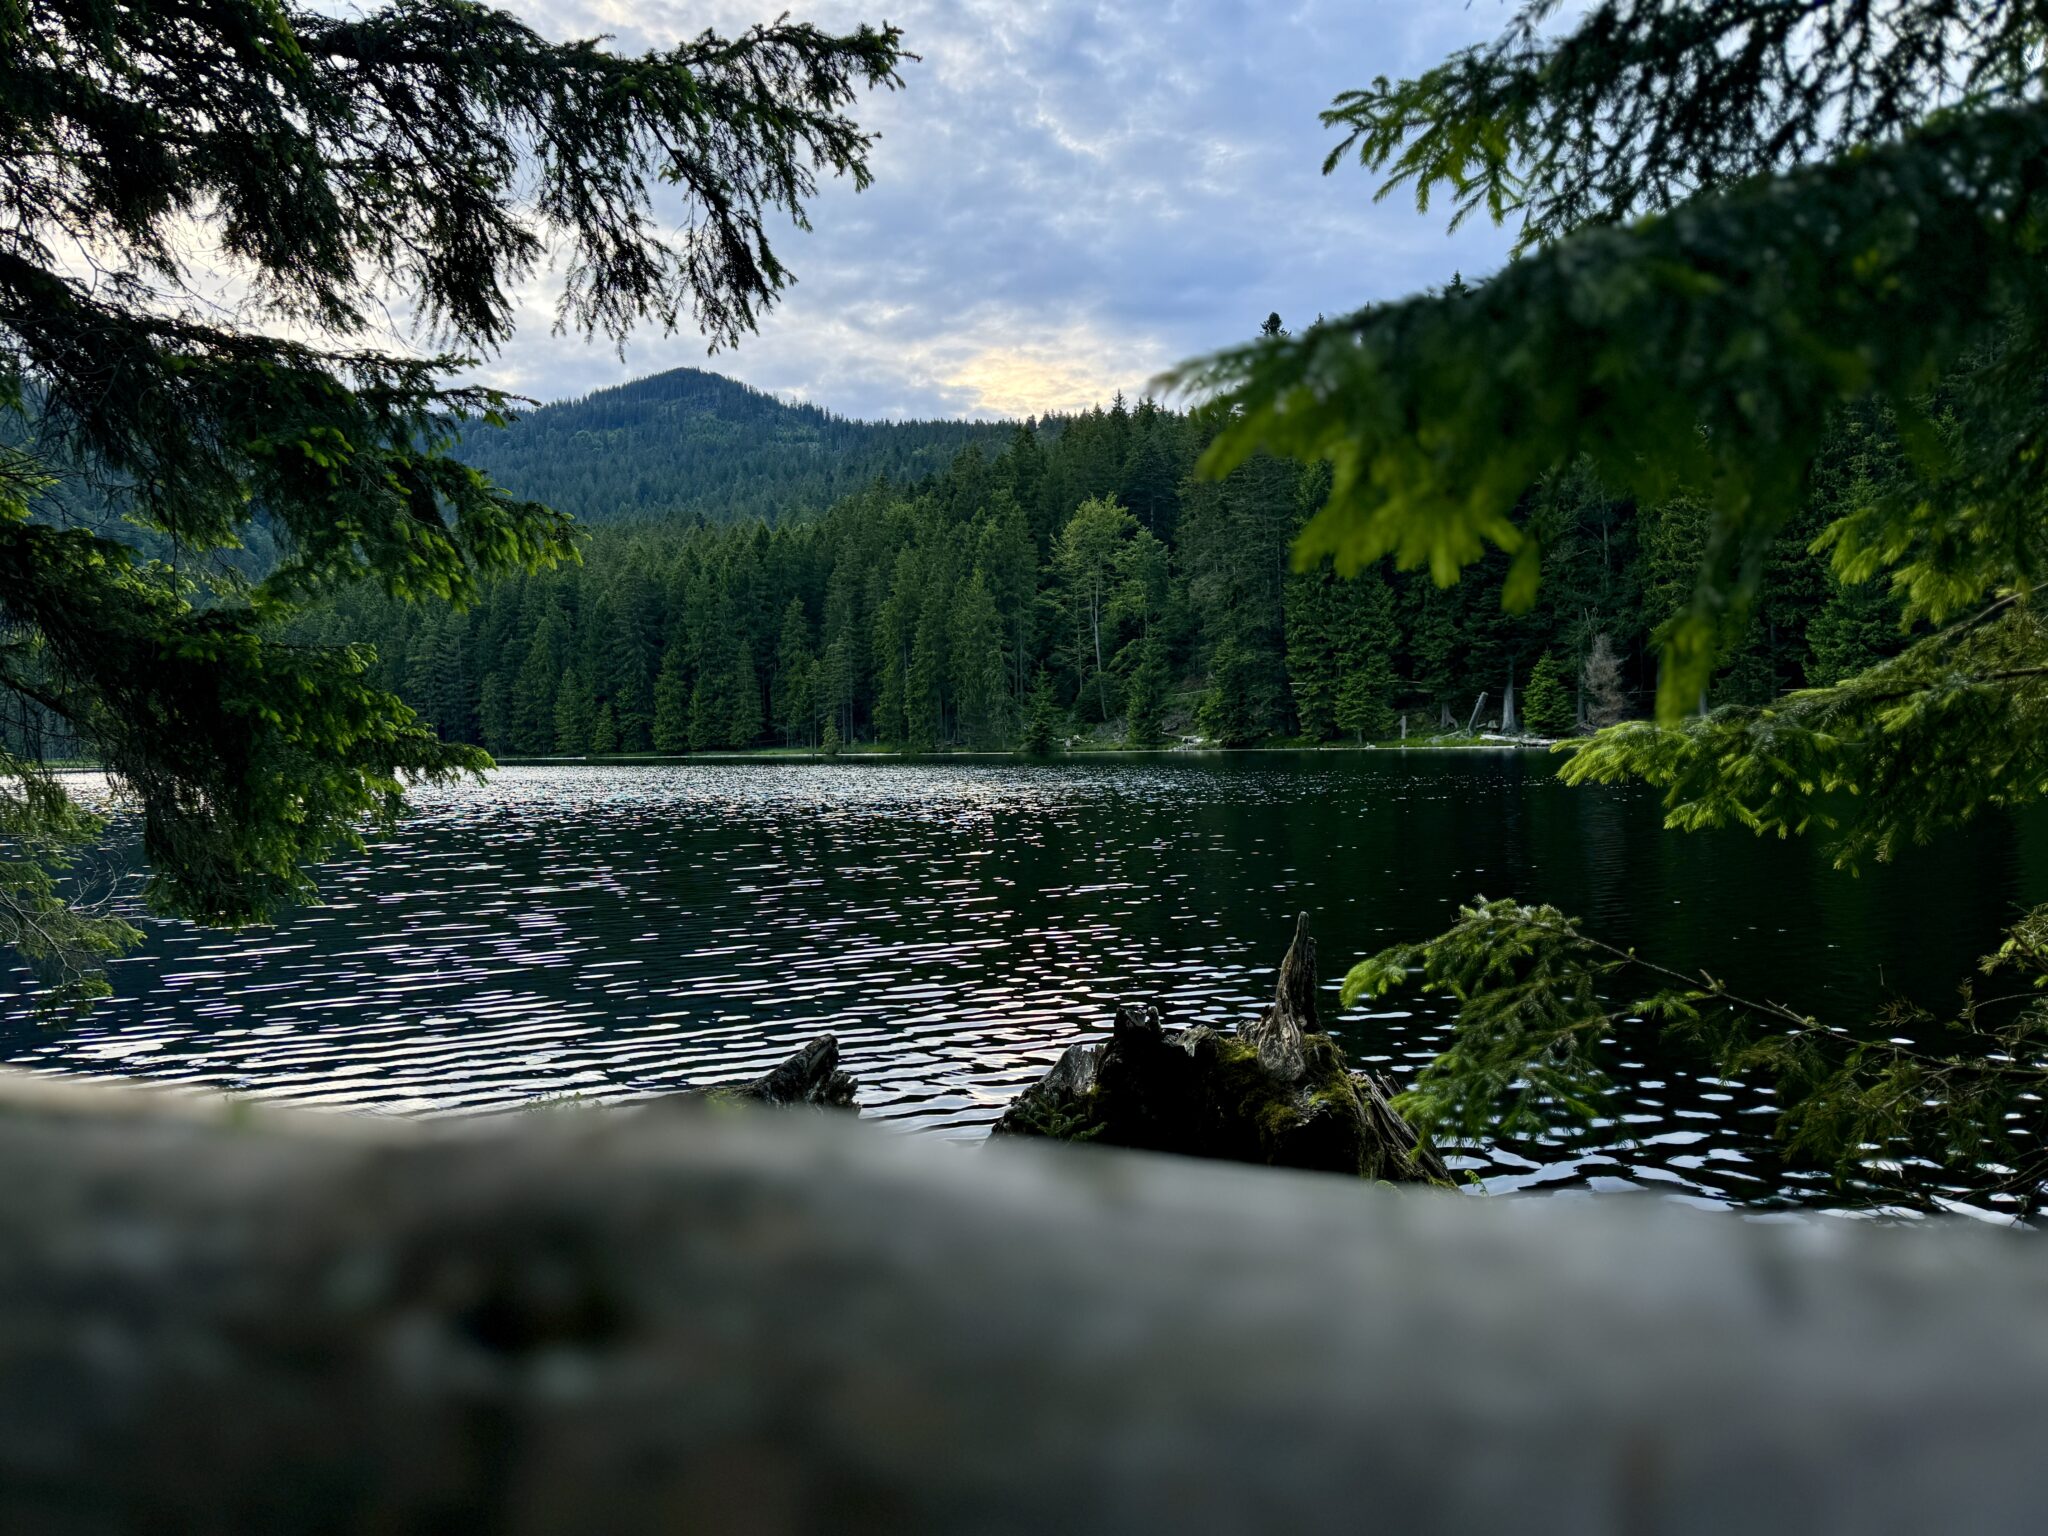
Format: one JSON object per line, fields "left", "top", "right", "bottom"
{"left": 0, "top": 1070, "right": 2043, "bottom": 1533}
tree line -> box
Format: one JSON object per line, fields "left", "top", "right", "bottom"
{"left": 309, "top": 371, "right": 1911, "bottom": 757}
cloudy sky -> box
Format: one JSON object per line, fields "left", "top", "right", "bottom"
{"left": 476, "top": 0, "right": 1522, "bottom": 420}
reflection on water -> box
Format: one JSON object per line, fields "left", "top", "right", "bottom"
{"left": 4, "top": 754, "right": 2043, "bottom": 1213}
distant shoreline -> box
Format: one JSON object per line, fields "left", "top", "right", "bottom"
{"left": 482, "top": 739, "right": 1566, "bottom": 767}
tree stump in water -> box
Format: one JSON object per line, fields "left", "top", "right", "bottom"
{"left": 1241, "top": 910, "right": 1317, "bottom": 1081}
{"left": 994, "top": 915, "right": 1448, "bottom": 1185}
{"left": 657, "top": 1035, "right": 858, "bottom": 1110}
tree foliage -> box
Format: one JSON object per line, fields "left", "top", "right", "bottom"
{"left": 1348, "top": 896, "right": 2048, "bottom": 1214}
{"left": 0, "top": 0, "right": 905, "bottom": 996}
{"left": 1173, "top": 1, "right": 2048, "bottom": 717}
{"left": 1209, "top": 0, "right": 2048, "bottom": 1208}
{"left": 325, "top": 387, "right": 1904, "bottom": 760}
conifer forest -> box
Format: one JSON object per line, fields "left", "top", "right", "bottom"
{"left": 317, "top": 362, "right": 1905, "bottom": 758}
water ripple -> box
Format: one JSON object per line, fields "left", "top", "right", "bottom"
{"left": 4, "top": 755, "right": 2042, "bottom": 1213}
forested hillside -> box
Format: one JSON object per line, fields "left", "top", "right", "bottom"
{"left": 317, "top": 381, "right": 1910, "bottom": 756}
{"left": 458, "top": 368, "right": 1015, "bottom": 524}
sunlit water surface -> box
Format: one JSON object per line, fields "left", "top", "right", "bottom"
{"left": 7, "top": 754, "right": 2045, "bottom": 1215}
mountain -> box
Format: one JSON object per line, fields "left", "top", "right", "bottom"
{"left": 457, "top": 368, "right": 1017, "bottom": 525}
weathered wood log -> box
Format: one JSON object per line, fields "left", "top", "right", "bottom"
{"left": 994, "top": 917, "right": 1446, "bottom": 1184}
{"left": 0, "top": 1072, "right": 2044, "bottom": 1533}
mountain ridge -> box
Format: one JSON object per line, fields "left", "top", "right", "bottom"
{"left": 458, "top": 367, "right": 1019, "bottom": 526}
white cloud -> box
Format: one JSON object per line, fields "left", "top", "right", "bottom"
{"left": 197, "top": 0, "right": 1531, "bottom": 421}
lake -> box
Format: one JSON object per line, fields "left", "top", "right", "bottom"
{"left": 6, "top": 753, "right": 2043, "bottom": 1215}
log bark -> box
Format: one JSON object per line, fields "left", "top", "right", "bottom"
{"left": 0, "top": 1073, "right": 2041, "bottom": 1533}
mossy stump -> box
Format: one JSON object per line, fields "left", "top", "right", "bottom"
{"left": 657, "top": 1034, "right": 858, "bottom": 1110}
{"left": 993, "top": 915, "right": 1447, "bottom": 1184}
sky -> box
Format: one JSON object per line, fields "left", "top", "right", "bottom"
{"left": 472, "top": 0, "right": 1526, "bottom": 421}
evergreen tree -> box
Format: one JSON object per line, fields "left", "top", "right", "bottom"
{"left": 1053, "top": 496, "right": 1140, "bottom": 723}
{"left": 1118, "top": 401, "right": 1184, "bottom": 540}
{"left": 688, "top": 673, "right": 723, "bottom": 753}
{"left": 729, "top": 641, "right": 764, "bottom": 747}
{"left": 0, "top": 0, "right": 907, "bottom": 998}
{"left": 820, "top": 634, "right": 855, "bottom": 746}
{"left": 950, "top": 569, "right": 1009, "bottom": 748}
{"left": 478, "top": 674, "right": 514, "bottom": 757}
{"left": 974, "top": 491, "right": 1038, "bottom": 707}
{"left": 774, "top": 599, "right": 818, "bottom": 746}
{"left": 905, "top": 572, "right": 949, "bottom": 751}
{"left": 1806, "top": 576, "right": 1900, "bottom": 687}
{"left": 1213, "top": 0, "right": 2048, "bottom": 1201}
{"left": 872, "top": 546, "right": 918, "bottom": 746}
{"left": 554, "top": 669, "right": 595, "bottom": 754}
{"left": 652, "top": 642, "right": 692, "bottom": 753}
{"left": 1180, "top": 439, "right": 1301, "bottom": 739}
{"left": 1523, "top": 655, "right": 1574, "bottom": 736}
{"left": 1331, "top": 568, "right": 1399, "bottom": 742}
{"left": 1123, "top": 639, "right": 1169, "bottom": 748}
{"left": 1285, "top": 570, "right": 1345, "bottom": 741}
{"left": 1333, "top": 662, "right": 1396, "bottom": 742}
{"left": 1021, "top": 669, "right": 1061, "bottom": 756}
{"left": 514, "top": 608, "right": 568, "bottom": 755}
{"left": 1197, "top": 640, "right": 1266, "bottom": 747}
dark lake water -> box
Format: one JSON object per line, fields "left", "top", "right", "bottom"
{"left": 7, "top": 753, "right": 2044, "bottom": 1216}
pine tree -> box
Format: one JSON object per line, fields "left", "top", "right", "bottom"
{"left": 905, "top": 577, "right": 948, "bottom": 750}
{"left": 872, "top": 546, "right": 918, "bottom": 746}
{"left": 554, "top": 669, "right": 595, "bottom": 754}
{"left": 1285, "top": 569, "right": 1343, "bottom": 741}
{"left": 1404, "top": 584, "right": 1462, "bottom": 722}
{"left": 1523, "top": 654, "right": 1575, "bottom": 736}
{"left": 1807, "top": 575, "right": 1902, "bottom": 687}
{"left": 610, "top": 659, "right": 656, "bottom": 754}
{"left": 590, "top": 703, "right": 620, "bottom": 756}
{"left": 821, "top": 717, "right": 842, "bottom": 758}
{"left": 1334, "top": 563, "right": 1401, "bottom": 742}
{"left": 1333, "top": 663, "right": 1396, "bottom": 742}
{"left": 1118, "top": 403, "right": 1184, "bottom": 540}
{"left": 1021, "top": 669, "right": 1061, "bottom": 756}
{"left": 974, "top": 491, "right": 1037, "bottom": 707}
{"left": 478, "top": 673, "right": 514, "bottom": 757}
{"left": 0, "top": 0, "right": 907, "bottom": 997}
{"left": 1197, "top": 640, "right": 1265, "bottom": 746}
{"left": 1123, "top": 638, "right": 1169, "bottom": 747}
{"left": 949, "top": 569, "right": 1008, "bottom": 748}
{"left": 774, "top": 598, "right": 818, "bottom": 746}
{"left": 729, "top": 641, "right": 764, "bottom": 747}
{"left": 820, "top": 634, "right": 855, "bottom": 747}
{"left": 652, "top": 642, "right": 691, "bottom": 753}
{"left": 688, "top": 673, "right": 721, "bottom": 753}
{"left": 514, "top": 609, "right": 568, "bottom": 755}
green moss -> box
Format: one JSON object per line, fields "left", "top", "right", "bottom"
{"left": 1204, "top": 1034, "right": 1346, "bottom": 1153}
{"left": 1006, "top": 1087, "right": 1104, "bottom": 1141}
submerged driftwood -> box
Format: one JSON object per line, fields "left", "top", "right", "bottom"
{"left": 660, "top": 1033, "right": 859, "bottom": 1110}
{"left": 993, "top": 914, "right": 1448, "bottom": 1184}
